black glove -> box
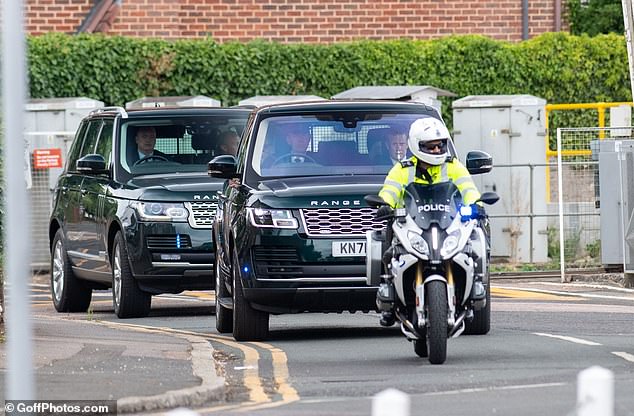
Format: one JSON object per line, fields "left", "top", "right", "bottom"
{"left": 375, "top": 205, "right": 393, "bottom": 220}
{"left": 471, "top": 203, "right": 487, "bottom": 219}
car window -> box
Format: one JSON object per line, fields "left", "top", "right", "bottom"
{"left": 118, "top": 115, "right": 248, "bottom": 177}
{"left": 251, "top": 113, "right": 448, "bottom": 178}
{"left": 79, "top": 120, "right": 103, "bottom": 158}
{"left": 65, "top": 121, "right": 88, "bottom": 172}
{"left": 94, "top": 119, "right": 114, "bottom": 164}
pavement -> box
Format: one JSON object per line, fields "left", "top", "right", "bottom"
{"left": 1, "top": 271, "right": 632, "bottom": 414}
{"left": 0, "top": 273, "right": 225, "bottom": 414}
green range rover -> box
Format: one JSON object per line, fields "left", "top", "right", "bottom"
{"left": 209, "top": 100, "right": 445, "bottom": 340}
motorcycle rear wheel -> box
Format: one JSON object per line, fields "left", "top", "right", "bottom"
{"left": 414, "top": 338, "right": 428, "bottom": 357}
{"left": 426, "top": 280, "right": 448, "bottom": 364}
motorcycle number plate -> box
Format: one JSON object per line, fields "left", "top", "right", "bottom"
{"left": 332, "top": 240, "right": 366, "bottom": 257}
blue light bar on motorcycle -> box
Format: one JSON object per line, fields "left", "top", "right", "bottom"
{"left": 459, "top": 205, "right": 476, "bottom": 221}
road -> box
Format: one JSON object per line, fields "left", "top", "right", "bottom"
{"left": 29, "top": 277, "right": 634, "bottom": 415}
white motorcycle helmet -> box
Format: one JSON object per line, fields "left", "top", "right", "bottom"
{"left": 408, "top": 118, "right": 450, "bottom": 166}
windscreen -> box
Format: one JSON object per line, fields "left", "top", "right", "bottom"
{"left": 119, "top": 115, "right": 247, "bottom": 177}
{"left": 250, "top": 113, "right": 449, "bottom": 178}
{"left": 403, "top": 182, "right": 462, "bottom": 230}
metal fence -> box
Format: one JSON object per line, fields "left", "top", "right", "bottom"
{"left": 555, "top": 127, "right": 631, "bottom": 281}
{"left": 26, "top": 131, "right": 75, "bottom": 271}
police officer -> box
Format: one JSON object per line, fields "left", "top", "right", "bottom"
{"left": 376, "top": 117, "right": 484, "bottom": 327}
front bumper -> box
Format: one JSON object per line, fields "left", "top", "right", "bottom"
{"left": 124, "top": 221, "right": 214, "bottom": 293}
{"left": 235, "top": 228, "right": 378, "bottom": 313}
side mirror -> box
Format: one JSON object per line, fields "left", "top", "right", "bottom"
{"left": 208, "top": 155, "right": 238, "bottom": 179}
{"left": 466, "top": 150, "right": 493, "bottom": 175}
{"left": 478, "top": 191, "right": 500, "bottom": 205}
{"left": 364, "top": 194, "right": 388, "bottom": 208}
{"left": 76, "top": 154, "right": 107, "bottom": 174}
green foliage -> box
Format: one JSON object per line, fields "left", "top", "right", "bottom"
{"left": 567, "top": 0, "right": 624, "bottom": 36}
{"left": 27, "top": 32, "right": 632, "bottom": 131}
{"left": 585, "top": 240, "right": 601, "bottom": 259}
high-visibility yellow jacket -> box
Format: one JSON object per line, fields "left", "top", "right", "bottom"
{"left": 378, "top": 156, "right": 481, "bottom": 208}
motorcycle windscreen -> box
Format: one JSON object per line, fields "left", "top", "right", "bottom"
{"left": 403, "top": 182, "right": 461, "bottom": 230}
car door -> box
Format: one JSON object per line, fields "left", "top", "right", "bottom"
{"left": 57, "top": 121, "right": 88, "bottom": 259}
{"left": 78, "top": 119, "right": 114, "bottom": 281}
{"left": 69, "top": 119, "right": 103, "bottom": 275}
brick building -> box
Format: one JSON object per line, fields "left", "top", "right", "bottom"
{"left": 26, "top": 0, "right": 565, "bottom": 43}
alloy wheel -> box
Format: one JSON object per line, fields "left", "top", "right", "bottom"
{"left": 52, "top": 240, "right": 64, "bottom": 303}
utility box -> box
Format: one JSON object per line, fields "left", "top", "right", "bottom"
{"left": 25, "top": 97, "right": 105, "bottom": 269}
{"left": 332, "top": 85, "right": 456, "bottom": 118}
{"left": 595, "top": 139, "right": 634, "bottom": 268}
{"left": 452, "top": 95, "right": 548, "bottom": 263}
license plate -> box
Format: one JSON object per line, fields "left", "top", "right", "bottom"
{"left": 332, "top": 240, "right": 366, "bottom": 257}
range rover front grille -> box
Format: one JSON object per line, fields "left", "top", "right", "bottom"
{"left": 147, "top": 234, "right": 192, "bottom": 249}
{"left": 185, "top": 201, "right": 218, "bottom": 228}
{"left": 300, "top": 207, "right": 384, "bottom": 237}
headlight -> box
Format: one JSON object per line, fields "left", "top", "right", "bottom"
{"left": 407, "top": 231, "right": 429, "bottom": 255}
{"left": 247, "top": 207, "right": 298, "bottom": 229}
{"left": 440, "top": 234, "right": 460, "bottom": 258}
{"left": 132, "top": 202, "right": 188, "bottom": 222}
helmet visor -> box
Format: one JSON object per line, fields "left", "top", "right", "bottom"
{"left": 418, "top": 139, "right": 447, "bottom": 154}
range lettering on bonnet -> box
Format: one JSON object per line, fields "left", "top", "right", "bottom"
{"left": 418, "top": 203, "right": 451, "bottom": 213}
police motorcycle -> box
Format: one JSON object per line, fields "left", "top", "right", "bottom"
{"left": 364, "top": 151, "right": 498, "bottom": 365}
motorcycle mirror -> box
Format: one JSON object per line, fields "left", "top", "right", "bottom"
{"left": 364, "top": 194, "right": 389, "bottom": 208}
{"left": 478, "top": 191, "right": 500, "bottom": 205}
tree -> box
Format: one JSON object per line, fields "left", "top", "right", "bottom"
{"left": 567, "top": 0, "right": 624, "bottom": 36}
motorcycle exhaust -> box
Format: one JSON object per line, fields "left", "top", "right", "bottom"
{"left": 449, "top": 311, "right": 467, "bottom": 338}
{"left": 396, "top": 310, "right": 422, "bottom": 340}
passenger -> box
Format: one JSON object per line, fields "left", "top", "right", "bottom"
{"left": 217, "top": 130, "right": 240, "bottom": 156}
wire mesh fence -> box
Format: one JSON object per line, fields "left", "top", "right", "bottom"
{"left": 26, "top": 131, "right": 75, "bottom": 272}
{"left": 555, "top": 127, "right": 632, "bottom": 279}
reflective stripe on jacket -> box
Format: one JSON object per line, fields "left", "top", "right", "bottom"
{"left": 378, "top": 156, "right": 481, "bottom": 208}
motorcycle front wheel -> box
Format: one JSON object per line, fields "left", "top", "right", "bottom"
{"left": 426, "top": 280, "right": 448, "bottom": 364}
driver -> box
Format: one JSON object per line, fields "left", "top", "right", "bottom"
{"left": 262, "top": 123, "right": 315, "bottom": 166}
{"left": 376, "top": 117, "right": 484, "bottom": 327}
{"left": 134, "top": 126, "right": 169, "bottom": 162}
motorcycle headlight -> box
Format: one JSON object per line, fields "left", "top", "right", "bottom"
{"left": 248, "top": 207, "right": 298, "bottom": 229}
{"left": 407, "top": 231, "right": 429, "bottom": 255}
{"left": 440, "top": 233, "right": 461, "bottom": 259}
{"left": 132, "top": 202, "right": 188, "bottom": 222}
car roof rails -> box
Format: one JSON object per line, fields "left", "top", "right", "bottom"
{"left": 89, "top": 106, "right": 128, "bottom": 118}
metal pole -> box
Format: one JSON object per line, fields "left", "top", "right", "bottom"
{"left": 2, "top": 0, "right": 35, "bottom": 401}
{"left": 522, "top": 0, "right": 529, "bottom": 40}
{"left": 622, "top": 0, "right": 634, "bottom": 102}
{"left": 556, "top": 128, "right": 567, "bottom": 283}
{"left": 529, "top": 163, "right": 534, "bottom": 263}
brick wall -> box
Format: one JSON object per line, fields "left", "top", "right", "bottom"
{"left": 26, "top": 0, "right": 561, "bottom": 42}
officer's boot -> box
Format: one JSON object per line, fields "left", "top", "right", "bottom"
{"left": 376, "top": 275, "right": 396, "bottom": 327}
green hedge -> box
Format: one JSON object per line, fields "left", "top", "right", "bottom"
{"left": 28, "top": 32, "right": 631, "bottom": 129}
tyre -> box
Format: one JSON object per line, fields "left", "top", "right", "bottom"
{"left": 50, "top": 229, "right": 92, "bottom": 312}
{"left": 464, "top": 282, "right": 491, "bottom": 335}
{"left": 215, "top": 244, "right": 233, "bottom": 333}
{"left": 426, "top": 280, "right": 448, "bottom": 365}
{"left": 112, "top": 231, "right": 151, "bottom": 318}
{"left": 232, "top": 254, "right": 269, "bottom": 341}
